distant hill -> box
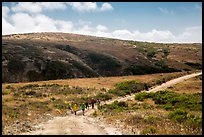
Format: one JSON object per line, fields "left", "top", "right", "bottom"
{"left": 2, "top": 32, "right": 202, "bottom": 83}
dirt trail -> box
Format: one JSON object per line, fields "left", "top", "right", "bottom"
{"left": 20, "top": 72, "right": 202, "bottom": 135}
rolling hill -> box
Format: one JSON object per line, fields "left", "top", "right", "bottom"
{"left": 2, "top": 32, "right": 202, "bottom": 83}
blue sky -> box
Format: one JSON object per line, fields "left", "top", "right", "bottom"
{"left": 2, "top": 2, "right": 202, "bottom": 43}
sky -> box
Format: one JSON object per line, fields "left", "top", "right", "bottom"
{"left": 2, "top": 2, "right": 202, "bottom": 43}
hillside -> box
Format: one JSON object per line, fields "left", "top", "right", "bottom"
{"left": 2, "top": 32, "right": 202, "bottom": 83}
{"left": 2, "top": 72, "right": 202, "bottom": 135}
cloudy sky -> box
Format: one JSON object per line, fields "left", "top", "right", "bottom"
{"left": 2, "top": 2, "right": 202, "bottom": 43}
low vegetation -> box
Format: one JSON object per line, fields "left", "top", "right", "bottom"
{"left": 2, "top": 71, "right": 202, "bottom": 135}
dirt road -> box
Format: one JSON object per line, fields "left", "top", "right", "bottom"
{"left": 20, "top": 72, "right": 202, "bottom": 135}
{"left": 21, "top": 112, "right": 122, "bottom": 135}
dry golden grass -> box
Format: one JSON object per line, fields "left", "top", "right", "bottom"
{"left": 166, "top": 75, "right": 202, "bottom": 94}
{"left": 2, "top": 71, "right": 189, "bottom": 90}
{"left": 2, "top": 71, "right": 201, "bottom": 135}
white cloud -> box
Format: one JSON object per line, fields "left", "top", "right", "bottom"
{"left": 67, "top": 2, "right": 113, "bottom": 12}
{"left": 12, "top": 2, "right": 43, "bottom": 13}
{"left": 101, "top": 3, "right": 113, "bottom": 11}
{"left": 2, "top": 12, "right": 73, "bottom": 35}
{"left": 2, "top": 18, "right": 15, "bottom": 35}
{"left": 55, "top": 20, "right": 73, "bottom": 32}
{"left": 176, "top": 26, "right": 202, "bottom": 43}
{"left": 2, "top": 3, "right": 201, "bottom": 43}
{"left": 10, "top": 2, "right": 113, "bottom": 15}
{"left": 67, "top": 2, "right": 97, "bottom": 12}
{"left": 2, "top": 6, "right": 10, "bottom": 18}
{"left": 96, "top": 24, "right": 108, "bottom": 32}
{"left": 11, "top": 2, "right": 67, "bottom": 14}
{"left": 37, "top": 2, "right": 67, "bottom": 10}
{"left": 158, "top": 7, "right": 174, "bottom": 15}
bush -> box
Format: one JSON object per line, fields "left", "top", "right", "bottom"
{"left": 21, "top": 84, "right": 40, "bottom": 89}
{"left": 186, "top": 114, "right": 202, "bottom": 131}
{"left": 142, "top": 126, "right": 157, "bottom": 134}
{"left": 92, "top": 110, "right": 98, "bottom": 117}
{"left": 95, "top": 93, "right": 112, "bottom": 101}
{"left": 43, "top": 61, "right": 72, "bottom": 80}
{"left": 115, "top": 80, "right": 145, "bottom": 93}
{"left": 2, "top": 90, "right": 9, "bottom": 95}
{"left": 168, "top": 108, "right": 188, "bottom": 123}
{"left": 163, "top": 48, "right": 170, "bottom": 57}
{"left": 147, "top": 49, "right": 156, "bottom": 58}
{"left": 6, "top": 85, "right": 12, "bottom": 89}
{"left": 8, "top": 58, "right": 26, "bottom": 74}
{"left": 155, "top": 78, "right": 165, "bottom": 85}
{"left": 99, "top": 101, "right": 128, "bottom": 112}
{"left": 88, "top": 52, "right": 121, "bottom": 71}
{"left": 163, "top": 103, "right": 173, "bottom": 110}
{"left": 135, "top": 92, "right": 153, "bottom": 101}
{"left": 153, "top": 90, "right": 177, "bottom": 105}
{"left": 24, "top": 90, "right": 36, "bottom": 96}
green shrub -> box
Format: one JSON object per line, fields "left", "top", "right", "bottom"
{"left": 153, "top": 90, "right": 177, "bottom": 105}
{"left": 21, "top": 84, "right": 40, "bottom": 89}
{"left": 50, "top": 97, "right": 56, "bottom": 101}
{"left": 115, "top": 80, "right": 145, "bottom": 93}
{"left": 144, "top": 104, "right": 153, "bottom": 109}
{"left": 95, "top": 93, "right": 112, "bottom": 101}
{"left": 186, "top": 114, "right": 202, "bottom": 131}
{"left": 6, "top": 85, "right": 12, "bottom": 89}
{"left": 2, "top": 90, "right": 9, "bottom": 95}
{"left": 142, "top": 126, "right": 157, "bottom": 134}
{"left": 143, "top": 115, "right": 158, "bottom": 124}
{"left": 147, "top": 49, "right": 156, "bottom": 58}
{"left": 163, "top": 48, "right": 170, "bottom": 56}
{"left": 163, "top": 103, "right": 173, "bottom": 110}
{"left": 92, "top": 110, "right": 98, "bottom": 117}
{"left": 24, "top": 90, "right": 36, "bottom": 96}
{"left": 54, "top": 104, "right": 66, "bottom": 110}
{"left": 99, "top": 101, "right": 128, "bottom": 112}
{"left": 168, "top": 108, "right": 188, "bottom": 123}
{"left": 155, "top": 78, "right": 165, "bottom": 85}
{"left": 135, "top": 92, "right": 152, "bottom": 101}
{"left": 88, "top": 52, "right": 121, "bottom": 71}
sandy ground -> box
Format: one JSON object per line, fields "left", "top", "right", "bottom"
{"left": 20, "top": 72, "right": 202, "bottom": 135}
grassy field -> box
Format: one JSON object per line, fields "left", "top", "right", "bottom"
{"left": 2, "top": 71, "right": 202, "bottom": 135}
{"left": 97, "top": 74, "right": 202, "bottom": 135}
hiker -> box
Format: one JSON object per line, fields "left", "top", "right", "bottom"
{"left": 81, "top": 103, "right": 85, "bottom": 116}
{"left": 91, "top": 98, "right": 95, "bottom": 109}
{"left": 68, "top": 103, "right": 73, "bottom": 114}
{"left": 85, "top": 101, "right": 89, "bottom": 109}
{"left": 73, "top": 104, "right": 78, "bottom": 115}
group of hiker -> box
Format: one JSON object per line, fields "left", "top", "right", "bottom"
{"left": 71, "top": 98, "right": 100, "bottom": 116}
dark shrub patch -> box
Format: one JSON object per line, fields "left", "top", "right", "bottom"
{"left": 88, "top": 52, "right": 121, "bottom": 71}
{"left": 43, "top": 61, "right": 72, "bottom": 80}
{"left": 8, "top": 58, "right": 26, "bottom": 74}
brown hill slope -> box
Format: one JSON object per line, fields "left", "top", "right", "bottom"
{"left": 2, "top": 32, "right": 202, "bottom": 83}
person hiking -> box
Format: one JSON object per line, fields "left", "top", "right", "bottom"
{"left": 85, "top": 101, "right": 89, "bottom": 109}
{"left": 81, "top": 103, "right": 85, "bottom": 116}
{"left": 73, "top": 104, "right": 78, "bottom": 115}
{"left": 91, "top": 98, "right": 95, "bottom": 109}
